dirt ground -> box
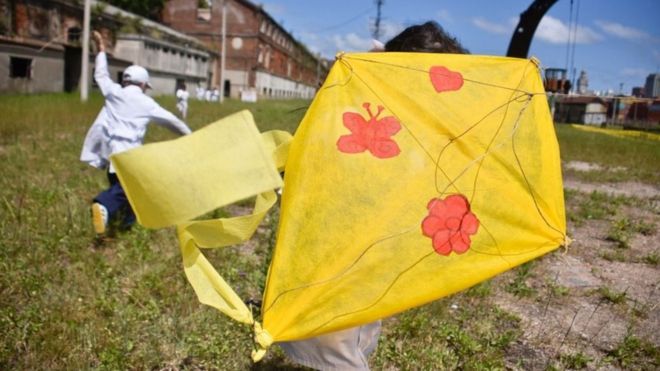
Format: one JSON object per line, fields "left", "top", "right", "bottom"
{"left": 494, "top": 161, "right": 659, "bottom": 370}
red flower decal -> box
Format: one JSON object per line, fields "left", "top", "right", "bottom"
{"left": 337, "top": 103, "right": 401, "bottom": 159}
{"left": 429, "top": 66, "right": 464, "bottom": 93}
{"left": 421, "top": 194, "right": 479, "bottom": 256}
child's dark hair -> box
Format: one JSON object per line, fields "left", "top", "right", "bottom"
{"left": 385, "top": 21, "right": 468, "bottom": 54}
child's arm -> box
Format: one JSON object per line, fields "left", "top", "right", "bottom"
{"left": 92, "top": 31, "right": 118, "bottom": 96}
{"left": 149, "top": 104, "right": 192, "bottom": 135}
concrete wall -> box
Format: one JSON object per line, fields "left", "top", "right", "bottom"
{"left": 0, "top": 42, "right": 63, "bottom": 94}
{"left": 255, "top": 71, "right": 316, "bottom": 99}
{"left": 113, "top": 35, "right": 212, "bottom": 96}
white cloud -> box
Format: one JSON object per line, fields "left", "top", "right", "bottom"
{"left": 595, "top": 20, "right": 650, "bottom": 40}
{"left": 322, "top": 20, "right": 404, "bottom": 55}
{"left": 621, "top": 67, "right": 649, "bottom": 78}
{"left": 332, "top": 33, "right": 372, "bottom": 52}
{"left": 472, "top": 17, "right": 509, "bottom": 35}
{"left": 536, "top": 15, "right": 602, "bottom": 44}
{"left": 298, "top": 32, "right": 322, "bottom": 55}
{"left": 377, "top": 20, "right": 404, "bottom": 42}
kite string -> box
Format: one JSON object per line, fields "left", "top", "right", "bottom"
{"left": 306, "top": 236, "right": 562, "bottom": 335}
{"left": 467, "top": 62, "right": 536, "bottom": 201}
{"left": 322, "top": 56, "right": 354, "bottom": 89}
{"left": 261, "top": 227, "right": 415, "bottom": 315}
{"left": 343, "top": 54, "right": 546, "bottom": 95}
{"left": 307, "top": 250, "right": 437, "bottom": 335}
{"left": 439, "top": 93, "right": 532, "bottom": 198}
{"left": 433, "top": 93, "right": 530, "bottom": 197}
{"left": 511, "top": 118, "right": 566, "bottom": 237}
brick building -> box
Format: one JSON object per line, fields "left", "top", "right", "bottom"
{"left": 162, "top": 0, "right": 328, "bottom": 99}
{"left": 0, "top": 0, "right": 214, "bottom": 95}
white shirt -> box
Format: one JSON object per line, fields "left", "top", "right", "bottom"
{"left": 176, "top": 88, "right": 189, "bottom": 104}
{"left": 80, "top": 52, "right": 191, "bottom": 173}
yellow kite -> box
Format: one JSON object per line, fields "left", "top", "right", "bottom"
{"left": 112, "top": 52, "right": 568, "bottom": 360}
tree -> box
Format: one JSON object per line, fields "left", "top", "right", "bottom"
{"left": 105, "top": 0, "right": 166, "bottom": 21}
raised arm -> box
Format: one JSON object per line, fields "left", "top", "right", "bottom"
{"left": 92, "top": 31, "right": 118, "bottom": 96}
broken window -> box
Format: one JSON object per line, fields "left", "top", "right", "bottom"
{"left": 10, "top": 57, "right": 32, "bottom": 78}
{"left": 197, "top": 0, "right": 212, "bottom": 21}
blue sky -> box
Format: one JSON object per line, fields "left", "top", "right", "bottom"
{"left": 260, "top": 0, "right": 660, "bottom": 94}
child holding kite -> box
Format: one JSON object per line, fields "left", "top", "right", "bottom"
{"left": 277, "top": 21, "right": 468, "bottom": 371}
{"left": 80, "top": 31, "right": 192, "bottom": 236}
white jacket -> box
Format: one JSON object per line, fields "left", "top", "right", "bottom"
{"left": 80, "top": 52, "right": 191, "bottom": 173}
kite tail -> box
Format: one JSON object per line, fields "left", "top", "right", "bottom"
{"left": 178, "top": 225, "right": 256, "bottom": 323}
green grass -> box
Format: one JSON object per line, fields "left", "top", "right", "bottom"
{"left": 601, "top": 249, "right": 627, "bottom": 262}
{"left": 0, "top": 93, "right": 307, "bottom": 370}
{"left": 606, "top": 217, "right": 634, "bottom": 249}
{"left": 644, "top": 252, "right": 659, "bottom": 266}
{"left": 372, "top": 294, "right": 521, "bottom": 370}
{"left": 555, "top": 124, "right": 660, "bottom": 184}
{"left": 564, "top": 189, "right": 646, "bottom": 227}
{"left": 1, "top": 94, "right": 658, "bottom": 369}
{"left": 607, "top": 332, "right": 660, "bottom": 369}
{"left": 505, "top": 261, "right": 537, "bottom": 298}
{"left": 597, "top": 287, "right": 627, "bottom": 305}
{"left": 560, "top": 351, "right": 592, "bottom": 369}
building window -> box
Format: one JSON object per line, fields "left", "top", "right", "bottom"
{"left": 10, "top": 57, "right": 32, "bottom": 79}
{"left": 67, "top": 27, "right": 81, "bottom": 43}
{"left": 197, "top": 0, "right": 212, "bottom": 21}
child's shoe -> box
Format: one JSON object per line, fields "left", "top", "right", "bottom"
{"left": 91, "top": 203, "right": 108, "bottom": 235}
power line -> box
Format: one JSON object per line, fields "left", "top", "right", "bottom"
{"left": 569, "top": 0, "right": 581, "bottom": 91}
{"left": 312, "top": 6, "right": 374, "bottom": 33}
{"left": 563, "top": 0, "right": 574, "bottom": 84}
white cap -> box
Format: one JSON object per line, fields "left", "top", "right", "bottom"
{"left": 370, "top": 39, "right": 385, "bottom": 52}
{"left": 123, "top": 65, "right": 152, "bottom": 89}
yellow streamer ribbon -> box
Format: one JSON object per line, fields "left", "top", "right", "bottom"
{"left": 111, "top": 110, "right": 292, "bottom": 360}
{"left": 177, "top": 190, "right": 278, "bottom": 324}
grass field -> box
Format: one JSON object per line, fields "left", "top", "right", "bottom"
{"left": 1, "top": 93, "right": 658, "bottom": 370}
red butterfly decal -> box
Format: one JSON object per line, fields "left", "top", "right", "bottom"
{"left": 337, "top": 103, "right": 401, "bottom": 159}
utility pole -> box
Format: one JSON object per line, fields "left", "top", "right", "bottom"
{"left": 373, "top": 0, "right": 384, "bottom": 40}
{"left": 80, "top": 0, "right": 91, "bottom": 101}
{"left": 219, "top": 0, "right": 227, "bottom": 103}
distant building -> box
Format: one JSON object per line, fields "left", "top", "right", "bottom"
{"left": 631, "top": 86, "right": 644, "bottom": 97}
{"left": 576, "top": 70, "right": 588, "bottom": 95}
{"left": 162, "top": 0, "right": 329, "bottom": 99}
{"left": 644, "top": 73, "right": 659, "bottom": 98}
{"left": 108, "top": 3, "right": 215, "bottom": 94}
{"left": 554, "top": 96, "right": 607, "bottom": 126}
{"left": 0, "top": 0, "right": 214, "bottom": 95}
{"left": 649, "top": 100, "right": 660, "bottom": 124}
{"left": 544, "top": 68, "right": 570, "bottom": 94}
